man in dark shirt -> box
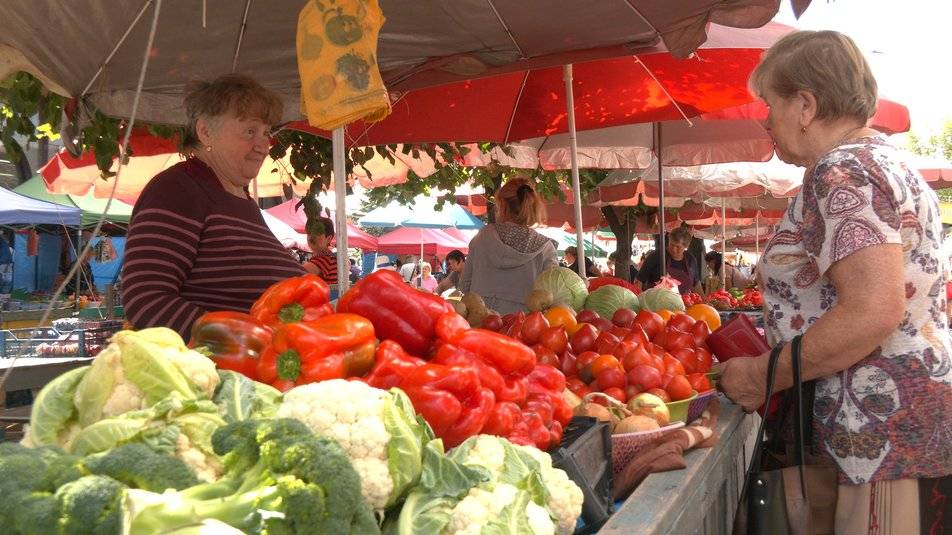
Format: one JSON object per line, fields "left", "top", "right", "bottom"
{"left": 564, "top": 246, "right": 598, "bottom": 277}
{"left": 608, "top": 251, "right": 639, "bottom": 282}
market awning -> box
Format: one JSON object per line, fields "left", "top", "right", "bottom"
{"left": 0, "top": 186, "right": 81, "bottom": 226}
{"left": 14, "top": 175, "right": 134, "bottom": 227}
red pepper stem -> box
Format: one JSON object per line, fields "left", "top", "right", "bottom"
{"left": 278, "top": 303, "right": 305, "bottom": 324}
{"left": 277, "top": 349, "right": 302, "bottom": 381}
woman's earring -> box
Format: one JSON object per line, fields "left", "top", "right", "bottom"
{"left": 205, "top": 145, "right": 213, "bottom": 152}
{"left": 800, "top": 127, "right": 807, "bottom": 134}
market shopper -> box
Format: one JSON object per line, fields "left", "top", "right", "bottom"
{"left": 703, "top": 251, "right": 750, "bottom": 293}
{"left": 563, "top": 246, "right": 598, "bottom": 278}
{"left": 122, "top": 74, "right": 305, "bottom": 338}
{"left": 435, "top": 249, "right": 465, "bottom": 294}
{"left": 303, "top": 215, "right": 338, "bottom": 284}
{"left": 413, "top": 261, "right": 439, "bottom": 293}
{"left": 636, "top": 226, "right": 702, "bottom": 294}
{"left": 460, "top": 177, "right": 557, "bottom": 314}
{"left": 718, "top": 30, "right": 952, "bottom": 533}
{"left": 608, "top": 251, "right": 638, "bottom": 282}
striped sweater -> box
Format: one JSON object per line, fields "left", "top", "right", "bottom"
{"left": 122, "top": 159, "right": 305, "bottom": 338}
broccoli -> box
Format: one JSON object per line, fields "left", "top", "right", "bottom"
{"left": 0, "top": 443, "right": 84, "bottom": 528}
{"left": 82, "top": 442, "right": 200, "bottom": 492}
{"left": 54, "top": 475, "right": 125, "bottom": 535}
{"left": 128, "top": 418, "right": 380, "bottom": 535}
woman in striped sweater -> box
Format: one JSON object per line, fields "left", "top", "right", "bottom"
{"left": 121, "top": 74, "right": 305, "bottom": 339}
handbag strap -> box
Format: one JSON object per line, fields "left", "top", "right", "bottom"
{"left": 790, "top": 335, "right": 808, "bottom": 499}
{"left": 746, "top": 342, "right": 786, "bottom": 475}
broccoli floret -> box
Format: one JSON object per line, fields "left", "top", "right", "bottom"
{"left": 11, "top": 492, "right": 59, "bottom": 535}
{"left": 129, "top": 418, "right": 380, "bottom": 535}
{"left": 0, "top": 447, "right": 59, "bottom": 528}
{"left": 82, "top": 443, "right": 199, "bottom": 492}
{"left": 54, "top": 474, "right": 125, "bottom": 535}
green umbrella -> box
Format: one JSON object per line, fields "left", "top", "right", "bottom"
{"left": 14, "top": 175, "right": 134, "bottom": 226}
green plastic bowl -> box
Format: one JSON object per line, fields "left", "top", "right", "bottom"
{"left": 666, "top": 391, "right": 699, "bottom": 423}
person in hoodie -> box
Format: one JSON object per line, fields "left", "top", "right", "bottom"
{"left": 460, "top": 177, "right": 558, "bottom": 314}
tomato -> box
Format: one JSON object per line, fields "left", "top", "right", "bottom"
{"left": 694, "top": 347, "right": 714, "bottom": 373}
{"left": 578, "top": 363, "right": 595, "bottom": 385}
{"left": 532, "top": 344, "right": 561, "bottom": 367}
{"left": 667, "top": 313, "right": 696, "bottom": 333}
{"left": 646, "top": 387, "right": 671, "bottom": 403}
{"left": 690, "top": 320, "right": 711, "bottom": 348}
{"left": 612, "top": 340, "right": 635, "bottom": 362}
{"left": 576, "top": 309, "right": 600, "bottom": 324}
{"left": 595, "top": 332, "right": 620, "bottom": 355}
{"left": 602, "top": 386, "right": 627, "bottom": 403}
{"left": 665, "top": 374, "right": 694, "bottom": 401}
{"left": 482, "top": 314, "right": 504, "bottom": 332}
{"left": 609, "top": 325, "right": 631, "bottom": 339}
{"left": 623, "top": 325, "right": 651, "bottom": 347}
{"left": 624, "top": 384, "right": 642, "bottom": 400}
{"left": 591, "top": 354, "right": 622, "bottom": 377}
{"left": 520, "top": 312, "right": 550, "bottom": 345}
{"left": 634, "top": 310, "right": 664, "bottom": 340}
{"left": 621, "top": 343, "right": 652, "bottom": 371}
{"left": 656, "top": 309, "right": 674, "bottom": 323}
{"left": 662, "top": 353, "right": 686, "bottom": 376}
{"left": 627, "top": 364, "right": 663, "bottom": 391}
{"left": 612, "top": 307, "right": 637, "bottom": 328}
{"left": 576, "top": 351, "right": 600, "bottom": 369}
{"left": 540, "top": 325, "right": 569, "bottom": 354}
{"left": 669, "top": 347, "right": 697, "bottom": 374}
{"left": 560, "top": 351, "right": 578, "bottom": 376}
{"left": 566, "top": 377, "right": 587, "bottom": 393}
{"left": 658, "top": 325, "right": 695, "bottom": 352}
{"left": 570, "top": 323, "right": 599, "bottom": 354}
{"left": 596, "top": 367, "right": 627, "bottom": 391}
{"left": 544, "top": 306, "right": 579, "bottom": 334}
{"left": 591, "top": 317, "right": 615, "bottom": 333}
{"left": 686, "top": 303, "right": 722, "bottom": 331}
{"left": 687, "top": 373, "right": 713, "bottom": 393}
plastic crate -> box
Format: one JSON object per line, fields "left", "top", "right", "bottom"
{"left": 550, "top": 416, "right": 613, "bottom": 533}
{"left": 0, "top": 320, "right": 123, "bottom": 359}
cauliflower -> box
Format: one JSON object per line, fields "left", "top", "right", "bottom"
{"left": 277, "top": 380, "right": 427, "bottom": 511}
{"left": 175, "top": 433, "right": 223, "bottom": 482}
{"left": 445, "top": 484, "right": 554, "bottom": 535}
{"left": 164, "top": 348, "right": 219, "bottom": 398}
{"left": 512, "top": 444, "right": 584, "bottom": 535}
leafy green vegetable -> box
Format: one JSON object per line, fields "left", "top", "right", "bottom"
{"left": 82, "top": 443, "right": 199, "bottom": 492}
{"left": 383, "top": 388, "right": 429, "bottom": 507}
{"left": 70, "top": 416, "right": 152, "bottom": 456}
{"left": 534, "top": 267, "right": 589, "bottom": 311}
{"left": 213, "top": 370, "right": 281, "bottom": 423}
{"left": 639, "top": 286, "right": 687, "bottom": 312}
{"left": 481, "top": 491, "right": 532, "bottom": 535}
{"left": 584, "top": 284, "right": 640, "bottom": 319}
{"left": 118, "top": 332, "right": 196, "bottom": 405}
{"left": 27, "top": 366, "right": 88, "bottom": 446}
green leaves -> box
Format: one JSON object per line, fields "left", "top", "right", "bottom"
{"left": 27, "top": 366, "right": 89, "bottom": 446}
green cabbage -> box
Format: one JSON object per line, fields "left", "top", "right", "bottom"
{"left": 639, "top": 287, "right": 686, "bottom": 312}
{"left": 212, "top": 370, "right": 282, "bottom": 423}
{"left": 533, "top": 267, "right": 588, "bottom": 311}
{"left": 583, "top": 285, "right": 640, "bottom": 319}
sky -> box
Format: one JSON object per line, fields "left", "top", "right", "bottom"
{"left": 773, "top": 0, "right": 952, "bottom": 139}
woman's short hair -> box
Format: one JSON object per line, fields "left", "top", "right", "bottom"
{"left": 750, "top": 30, "right": 877, "bottom": 124}
{"left": 419, "top": 261, "right": 431, "bottom": 272}
{"left": 446, "top": 250, "right": 465, "bottom": 263}
{"left": 495, "top": 176, "right": 546, "bottom": 227}
{"left": 306, "top": 216, "right": 335, "bottom": 238}
{"left": 669, "top": 226, "right": 692, "bottom": 245}
{"left": 705, "top": 251, "right": 722, "bottom": 264}
{"left": 183, "top": 73, "right": 284, "bottom": 149}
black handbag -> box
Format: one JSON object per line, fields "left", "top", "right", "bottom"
{"left": 733, "top": 336, "right": 838, "bottom": 535}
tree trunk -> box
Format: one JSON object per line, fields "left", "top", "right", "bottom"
{"left": 601, "top": 206, "right": 634, "bottom": 282}
{"left": 485, "top": 173, "right": 503, "bottom": 224}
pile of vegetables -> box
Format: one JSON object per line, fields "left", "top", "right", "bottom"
{"left": 703, "top": 287, "right": 762, "bottom": 310}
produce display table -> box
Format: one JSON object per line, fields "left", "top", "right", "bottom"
{"left": 0, "top": 357, "right": 92, "bottom": 395}
{"left": 599, "top": 401, "right": 758, "bottom": 535}
{"left": 0, "top": 306, "right": 75, "bottom": 330}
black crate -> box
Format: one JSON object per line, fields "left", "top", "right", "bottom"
{"left": 550, "top": 416, "right": 613, "bottom": 533}
{"left": 1, "top": 320, "right": 123, "bottom": 359}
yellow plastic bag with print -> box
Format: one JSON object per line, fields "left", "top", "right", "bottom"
{"left": 297, "top": 0, "right": 391, "bottom": 130}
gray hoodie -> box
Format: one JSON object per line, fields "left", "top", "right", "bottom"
{"left": 459, "top": 223, "right": 558, "bottom": 315}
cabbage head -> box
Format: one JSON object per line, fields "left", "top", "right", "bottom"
{"left": 533, "top": 267, "right": 588, "bottom": 311}
{"left": 639, "top": 287, "right": 686, "bottom": 312}
{"left": 584, "top": 285, "right": 640, "bottom": 319}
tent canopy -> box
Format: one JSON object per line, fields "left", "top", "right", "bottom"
{"left": 265, "top": 198, "right": 378, "bottom": 251}
{"left": 14, "top": 175, "right": 134, "bottom": 226}
{"left": 0, "top": 187, "right": 81, "bottom": 226}
{"left": 376, "top": 227, "right": 469, "bottom": 257}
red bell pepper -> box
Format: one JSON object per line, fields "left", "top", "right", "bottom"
{"left": 250, "top": 274, "right": 334, "bottom": 329}
{"left": 444, "top": 327, "right": 537, "bottom": 376}
{"left": 433, "top": 342, "right": 528, "bottom": 405}
{"left": 257, "top": 313, "right": 376, "bottom": 391}
{"left": 188, "top": 311, "right": 272, "bottom": 379}
{"left": 366, "top": 340, "right": 494, "bottom": 448}
{"left": 337, "top": 270, "right": 454, "bottom": 356}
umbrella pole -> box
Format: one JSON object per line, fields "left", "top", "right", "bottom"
{"left": 75, "top": 228, "right": 82, "bottom": 306}
{"left": 333, "top": 127, "right": 349, "bottom": 295}
{"left": 721, "top": 198, "right": 727, "bottom": 290}
{"left": 755, "top": 213, "right": 760, "bottom": 259}
{"left": 656, "top": 123, "right": 666, "bottom": 277}
{"left": 563, "top": 64, "right": 587, "bottom": 281}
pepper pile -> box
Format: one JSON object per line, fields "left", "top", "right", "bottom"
{"left": 704, "top": 289, "right": 739, "bottom": 310}
{"left": 737, "top": 288, "right": 763, "bottom": 309}
{"left": 681, "top": 292, "right": 704, "bottom": 307}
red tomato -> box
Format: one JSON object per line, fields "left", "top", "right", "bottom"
{"left": 520, "top": 312, "right": 550, "bottom": 345}
{"left": 666, "top": 374, "right": 695, "bottom": 401}
{"left": 596, "top": 367, "right": 627, "bottom": 391}
{"left": 591, "top": 354, "right": 622, "bottom": 377}
{"left": 532, "top": 344, "right": 561, "bottom": 367}
{"left": 621, "top": 343, "right": 653, "bottom": 371}
{"left": 659, "top": 325, "right": 695, "bottom": 352}
{"left": 482, "top": 314, "right": 504, "bottom": 332}
{"left": 627, "top": 364, "right": 663, "bottom": 391}
{"left": 610, "top": 325, "right": 631, "bottom": 339}
{"left": 624, "top": 325, "right": 651, "bottom": 347}
{"left": 667, "top": 313, "right": 696, "bottom": 333}
{"left": 694, "top": 347, "right": 714, "bottom": 374}
{"left": 578, "top": 364, "right": 595, "bottom": 385}
{"left": 566, "top": 377, "right": 587, "bottom": 392}
{"left": 612, "top": 340, "right": 635, "bottom": 362}
{"left": 624, "top": 384, "right": 642, "bottom": 400}
{"left": 570, "top": 324, "right": 599, "bottom": 354}
{"left": 633, "top": 310, "right": 664, "bottom": 340}
{"left": 575, "top": 309, "right": 600, "bottom": 325}
{"left": 576, "top": 351, "right": 600, "bottom": 369}
{"left": 646, "top": 388, "right": 672, "bottom": 403}
{"left": 612, "top": 307, "right": 638, "bottom": 328}
{"left": 595, "top": 332, "right": 621, "bottom": 355}
{"left": 663, "top": 354, "right": 686, "bottom": 376}
{"left": 540, "top": 325, "right": 569, "bottom": 354}
{"left": 602, "top": 386, "right": 628, "bottom": 403}
{"left": 690, "top": 320, "right": 711, "bottom": 348}
{"left": 591, "top": 317, "right": 614, "bottom": 333}
{"left": 669, "top": 347, "right": 697, "bottom": 375}
{"left": 560, "top": 351, "right": 578, "bottom": 376}
{"left": 687, "top": 373, "right": 713, "bottom": 393}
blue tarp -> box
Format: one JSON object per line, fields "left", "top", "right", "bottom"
{"left": 89, "top": 236, "right": 125, "bottom": 289}
{"left": 0, "top": 187, "right": 81, "bottom": 226}
{"left": 12, "top": 232, "right": 61, "bottom": 293}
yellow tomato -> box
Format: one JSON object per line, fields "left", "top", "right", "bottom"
{"left": 686, "top": 303, "right": 722, "bottom": 331}
{"left": 656, "top": 309, "right": 674, "bottom": 324}
{"left": 544, "top": 305, "right": 580, "bottom": 334}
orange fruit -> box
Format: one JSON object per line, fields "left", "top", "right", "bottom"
{"left": 686, "top": 303, "right": 722, "bottom": 331}
{"left": 656, "top": 309, "right": 674, "bottom": 323}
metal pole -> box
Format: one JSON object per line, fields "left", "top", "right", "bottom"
{"left": 655, "top": 123, "right": 666, "bottom": 276}
{"left": 333, "top": 127, "right": 349, "bottom": 295}
{"left": 755, "top": 213, "right": 760, "bottom": 259}
{"left": 75, "top": 229, "right": 82, "bottom": 307}
{"left": 721, "top": 198, "right": 727, "bottom": 290}
{"left": 563, "top": 64, "right": 587, "bottom": 281}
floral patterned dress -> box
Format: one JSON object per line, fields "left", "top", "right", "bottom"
{"left": 758, "top": 135, "right": 952, "bottom": 485}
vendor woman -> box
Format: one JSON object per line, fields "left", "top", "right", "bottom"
{"left": 636, "top": 226, "right": 702, "bottom": 294}
{"left": 122, "top": 73, "right": 305, "bottom": 339}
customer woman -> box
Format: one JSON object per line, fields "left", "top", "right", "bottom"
{"left": 703, "top": 251, "right": 751, "bottom": 293}
{"left": 636, "top": 226, "right": 702, "bottom": 294}
{"left": 460, "top": 177, "right": 557, "bottom": 314}
{"left": 718, "top": 30, "right": 952, "bottom": 534}
{"left": 303, "top": 215, "right": 338, "bottom": 285}
{"left": 122, "top": 74, "right": 305, "bottom": 339}
{"left": 413, "top": 261, "right": 439, "bottom": 293}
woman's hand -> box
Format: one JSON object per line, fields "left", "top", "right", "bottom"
{"left": 716, "top": 354, "right": 769, "bottom": 413}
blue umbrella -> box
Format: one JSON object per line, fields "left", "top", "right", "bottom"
{"left": 359, "top": 200, "right": 483, "bottom": 230}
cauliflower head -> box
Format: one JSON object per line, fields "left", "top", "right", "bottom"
{"left": 445, "top": 483, "right": 554, "bottom": 535}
